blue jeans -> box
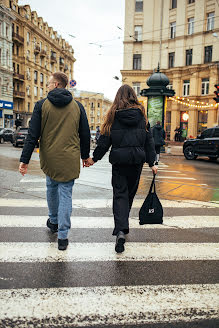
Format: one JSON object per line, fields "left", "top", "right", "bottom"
{"left": 46, "top": 176, "right": 74, "bottom": 239}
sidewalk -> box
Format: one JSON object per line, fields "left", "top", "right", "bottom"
{"left": 163, "top": 141, "right": 184, "bottom": 156}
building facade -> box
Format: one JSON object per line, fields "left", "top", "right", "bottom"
{"left": 121, "top": 0, "right": 219, "bottom": 140}
{"left": 73, "top": 89, "right": 112, "bottom": 130}
{"left": 0, "top": 0, "right": 76, "bottom": 127}
{"left": 0, "top": 4, "right": 14, "bottom": 128}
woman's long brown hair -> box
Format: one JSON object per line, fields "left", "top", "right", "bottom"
{"left": 100, "top": 84, "right": 148, "bottom": 135}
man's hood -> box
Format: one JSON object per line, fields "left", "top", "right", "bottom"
{"left": 116, "top": 108, "right": 143, "bottom": 126}
{"left": 47, "top": 88, "right": 73, "bottom": 107}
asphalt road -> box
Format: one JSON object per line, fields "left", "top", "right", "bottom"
{"left": 0, "top": 143, "right": 218, "bottom": 327}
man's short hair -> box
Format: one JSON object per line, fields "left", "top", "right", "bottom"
{"left": 52, "top": 72, "right": 68, "bottom": 88}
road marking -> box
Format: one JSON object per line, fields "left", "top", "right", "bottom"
{"left": 1, "top": 198, "right": 217, "bottom": 208}
{"left": 156, "top": 176, "right": 196, "bottom": 180}
{"left": 0, "top": 215, "right": 218, "bottom": 229}
{"left": 0, "top": 243, "right": 218, "bottom": 262}
{"left": 0, "top": 284, "right": 218, "bottom": 325}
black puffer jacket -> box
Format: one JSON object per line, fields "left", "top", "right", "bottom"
{"left": 93, "top": 108, "right": 156, "bottom": 167}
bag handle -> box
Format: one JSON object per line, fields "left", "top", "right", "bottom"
{"left": 149, "top": 174, "right": 156, "bottom": 194}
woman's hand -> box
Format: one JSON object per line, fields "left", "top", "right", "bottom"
{"left": 151, "top": 165, "right": 158, "bottom": 175}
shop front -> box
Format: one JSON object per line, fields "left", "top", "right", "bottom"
{"left": 197, "top": 110, "right": 208, "bottom": 134}
{"left": 0, "top": 100, "right": 14, "bottom": 128}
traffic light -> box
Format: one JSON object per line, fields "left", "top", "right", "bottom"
{"left": 213, "top": 84, "right": 219, "bottom": 103}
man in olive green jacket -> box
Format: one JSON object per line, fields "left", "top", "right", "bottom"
{"left": 19, "top": 72, "right": 90, "bottom": 250}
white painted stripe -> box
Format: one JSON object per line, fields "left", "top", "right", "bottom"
{"left": 0, "top": 243, "right": 218, "bottom": 262}
{"left": 0, "top": 284, "right": 218, "bottom": 325}
{"left": 1, "top": 198, "right": 217, "bottom": 208}
{"left": 0, "top": 215, "right": 218, "bottom": 229}
{"left": 143, "top": 168, "right": 182, "bottom": 173}
{"left": 155, "top": 176, "right": 196, "bottom": 180}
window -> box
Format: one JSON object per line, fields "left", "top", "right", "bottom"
{"left": 204, "top": 46, "right": 212, "bottom": 63}
{"left": 16, "top": 26, "right": 19, "bottom": 34}
{"left": 34, "top": 86, "right": 38, "bottom": 97}
{"left": 133, "top": 54, "right": 141, "bottom": 70}
{"left": 40, "top": 42, "right": 42, "bottom": 51}
{"left": 188, "top": 0, "right": 195, "bottom": 3}
{"left": 34, "top": 70, "right": 38, "bottom": 83}
{"left": 186, "top": 49, "right": 192, "bottom": 66}
{"left": 0, "top": 48, "right": 1, "bottom": 64}
{"left": 135, "top": 0, "right": 143, "bottom": 12}
{"left": 171, "top": 0, "right": 177, "bottom": 9}
{"left": 17, "top": 64, "right": 19, "bottom": 74}
{"left": 40, "top": 88, "right": 43, "bottom": 98}
{"left": 28, "top": 103, "right": 30, "bottom": 112}
{"left": 207, "top": 12, "right": 214, "bottom": 31}
{"left": 27, "top": 32, "right": 30, "bottom": 44}
{"left": 40, "top": 58, "right": 42, "bottom": 66}
{"left": 201, "top": 78, "right": 209, "bottom": 95}
{"left": 40, "top": 73, "right": 43, "bottom": 83}
{"left": 0, "top": 22, "right": 2, "bottom": 36}
{"left": 134, "top": 26, "right": 142, "bottom": 41}
{"left": 167, "top": 83, "right": 173, "bottom": 90}
{"left": 98, "top": 103, "right": 100, "bottom": 108}
{"left": 183, "top": 80, "right": 190, "bottom": 96}
{"left": 188, "top": 17, "right": 194, "bottom": 35}
{"left": 27, "top": 86, "right": 30, "bottom": 96}
{"left": 168, "top": 52, "right": 175, "bottom": 68}
{"left": 133, "top": 82, "right": 141, "bottom": 96}
{"left": 170, "top": 22, "right": 176, "bottom": 39}
{"left": 213, "top": 128, "right": 219, "bottom": 137}
{"left": 6, "top": 25, "right": 9, "bottom": 38}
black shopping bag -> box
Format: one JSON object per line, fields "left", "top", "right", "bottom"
{"left": 139, "top": 175, "right": 163, "bottom": 224}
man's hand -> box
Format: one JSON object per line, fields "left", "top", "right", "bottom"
{"left": 151, "top": 165, "right": 158, "bottom": 175}
{"left": 87, "top": 158, "right": 95, "bottom": 166}
{"left": 19, "top": 162, "right": 28, "bottom": 176}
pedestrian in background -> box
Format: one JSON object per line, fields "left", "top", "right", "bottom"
{"left": 152, "top": 121, "right": 166, "bottom": 165}
{"left": 86, "top": 85, "right": 157, "bottom": 253}
{"left": 19, "top": 72, "right": 90, "bottom": 251}
{"left": 174, "top": 126, "right": 180, "bottom": 142}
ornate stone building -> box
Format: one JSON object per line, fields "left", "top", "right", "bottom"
{"left": 73, "top": 89, "right": 112, "bottom": 130}
{"left": 0, "top": 4, "right": 14, "bottom": 128}
{"left": 121, "top": 0, "right": 219, "bottom": 140}
{"left": 0, "top": 0, "right": 76, "bottom": 127}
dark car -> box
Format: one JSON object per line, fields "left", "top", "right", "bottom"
{"left": 183, "top": 126, "right": 219, "bottom": 161}
{"left": 0, "top": 128, "right": 14, "bottom": 143}
{"left": 12, "top": 127, "right": 29, "bottom": 147}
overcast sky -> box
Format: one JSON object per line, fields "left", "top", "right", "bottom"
{"left": 19, "top": 0, "right": 125, "bottom": 100}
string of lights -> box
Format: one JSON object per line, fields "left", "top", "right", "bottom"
{"left": 169, "top": 96, "right": 218, "bottom": 108}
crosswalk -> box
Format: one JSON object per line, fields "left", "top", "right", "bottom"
{"left": 0, "top": 175, "right": 219, "bottom": 327}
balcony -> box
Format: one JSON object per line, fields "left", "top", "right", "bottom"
{"left": 40, "top": 49, "right": 46, "bottom": 57}
{"left": 13, "top": 72, "right": 24, "bottom": 80}
{"left": 34, "top": 45, "right": 40, "bottom": 54}
{"left": 12, "top": 32, "right": 24, "bottom": 44}
{"left": 14, "top": 91, "right": 25, "bottom": 98}
{"left": 50, "top": 53, "right": 57, "bottom": 63}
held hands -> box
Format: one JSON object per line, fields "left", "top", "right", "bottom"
{"left": 82, "top": 158, "right": 95, "bottom": 167}
{"left": 19, "top": 162, "right": 28, "bottom": 176}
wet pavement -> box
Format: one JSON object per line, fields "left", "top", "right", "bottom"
{"left": 0, "top": 143, "right": 218, "bottom": 203}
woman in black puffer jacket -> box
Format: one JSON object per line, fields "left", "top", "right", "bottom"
{"left": 87, "top": 85, "right": 157, "bottom": 253}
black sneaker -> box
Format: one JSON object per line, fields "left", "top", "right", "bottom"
{"left": 46, "top": 218, "right": 58, "bottom": 233}
{"left": 115, "top": 231, "right": 126, "bottom": 253}
{"left": 58, "top": 239, "right": 69, "bottom": 251}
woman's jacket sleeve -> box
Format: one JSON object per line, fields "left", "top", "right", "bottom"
{"left": 92, "top": 134, "right": 112, "bottom": 162}
{"left": 144, "top": 128, "right": 156, "bottom": 167}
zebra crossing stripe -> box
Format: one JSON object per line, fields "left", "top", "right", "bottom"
{"left": 0, "top": 242, "right": 218, "bottom": 262}
{"left": 0, "top": 198, "right": 218, "bottom": 208}
{"left": 0, "top": 284, "right": 218, "bottom": 326}
{"left": 0, "top": 215, "right": 218, "bottom": 228}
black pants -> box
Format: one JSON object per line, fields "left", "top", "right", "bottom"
{"left": 112, "top": 163, "right": 143, "bottom": 236}
{"left": 155, "top": 145, "right": 161, "bottom": 154}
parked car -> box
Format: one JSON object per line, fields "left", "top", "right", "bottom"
{"left": 12, "top": 127, "right": 29, "bottom": 147}
{"left": 0, "top": 128, "right": 14, "bottom": 143}
{"left": 183, "top": 126, "right": 219, "bottom": 161}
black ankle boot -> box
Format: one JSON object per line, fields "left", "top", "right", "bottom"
{"left": 115, "top": 231, "right": 125, "bottom": 253}
{"left": 46, "top": 218, "right": 58, "bottom": 233}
